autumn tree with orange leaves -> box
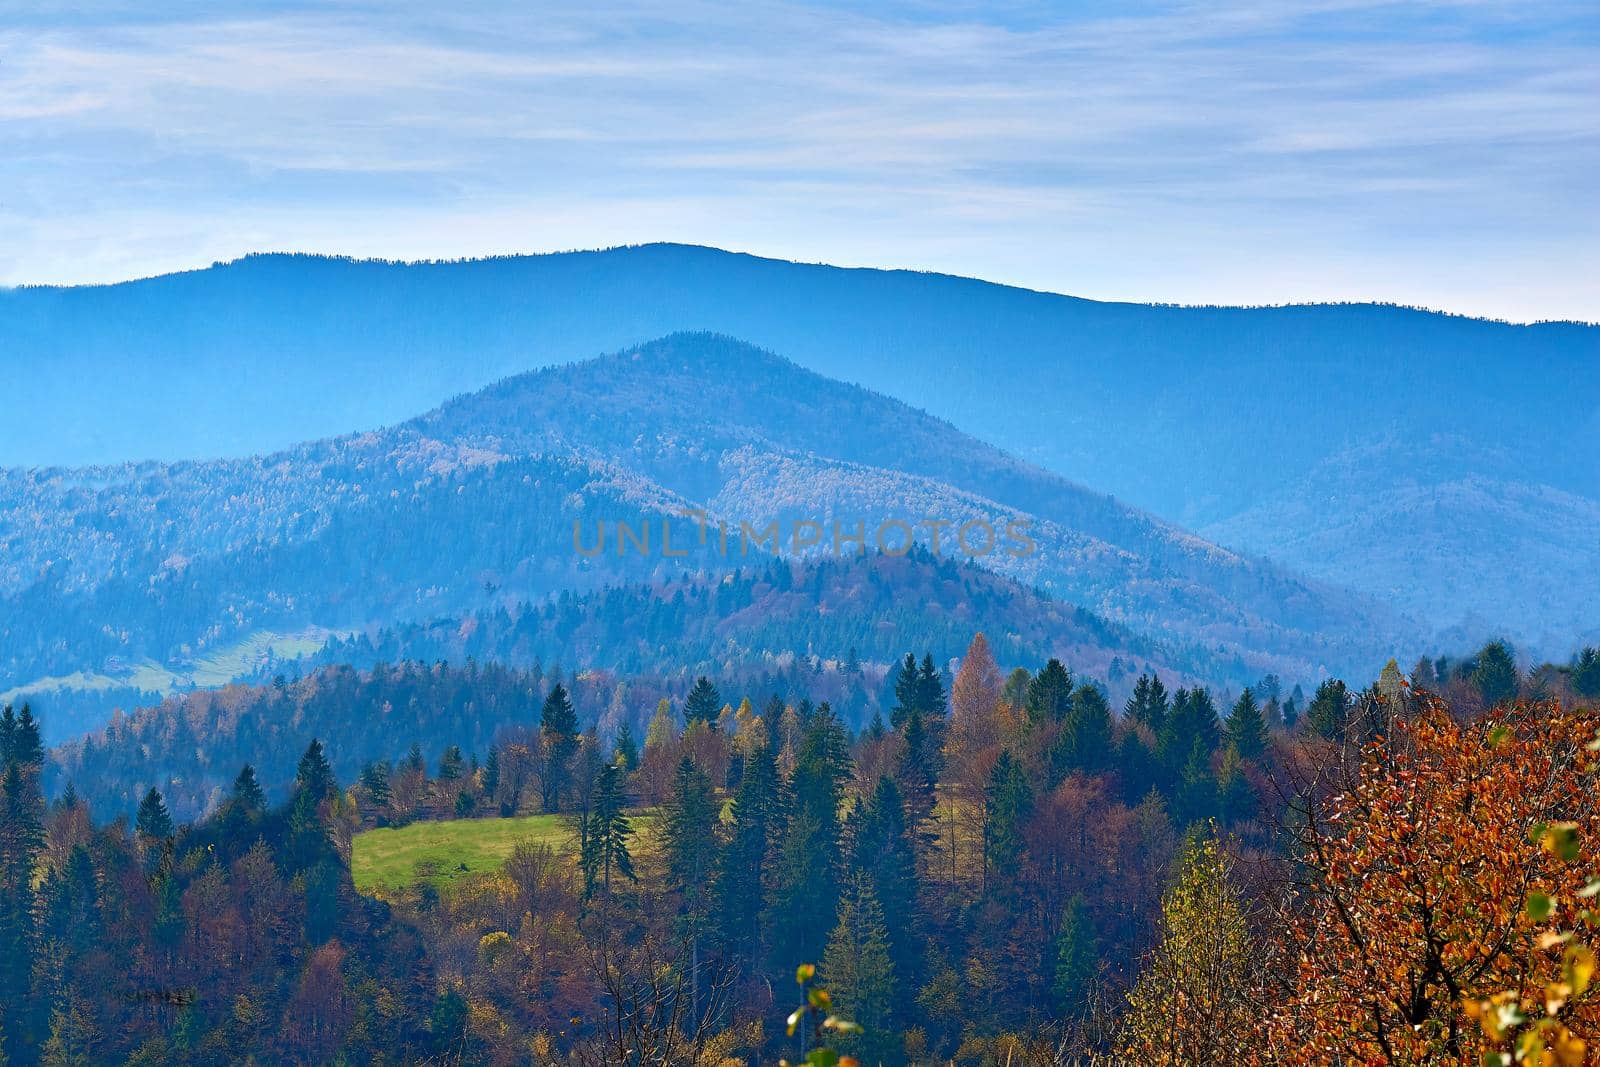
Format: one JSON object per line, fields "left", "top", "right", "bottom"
{"left": 1260, "top": 696, "right": 1600, "bottom": 1064}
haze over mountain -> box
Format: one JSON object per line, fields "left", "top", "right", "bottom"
{"left": 1, "top": 334, "right": 1413, "bottom": 740}
{"left": 4, "top": 245, "right": 1594, "bottom": 650}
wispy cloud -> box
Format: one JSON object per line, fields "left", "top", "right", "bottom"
{"left": 0, "top": 0, "right": 1594, "bottom": 320}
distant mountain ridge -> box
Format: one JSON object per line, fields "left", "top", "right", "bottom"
{"left": 5, "top": 245, "right": 1593, "bottom": 652}
{"left": 6, "top": 247, "right": 1593, "bottom": 512}
{"left": 0, "top": 334, "right": 1411, "bottom": 733}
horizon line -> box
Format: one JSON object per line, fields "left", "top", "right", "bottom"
{"left": 5, "top": 242, "right": 1592, "bottom": 329}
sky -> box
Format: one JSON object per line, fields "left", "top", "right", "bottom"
{"left": 1, "top": 0, "right": 1596, "bottom": 322}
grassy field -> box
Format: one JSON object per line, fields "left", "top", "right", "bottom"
{"left": 186, "top": 627, "right": 341, "bottom": 687}
{"left": 351, "top": 809, "right": 658, "bottom": 896}
{"left": 1, "top": 627, "right": 340, "bottom": 707}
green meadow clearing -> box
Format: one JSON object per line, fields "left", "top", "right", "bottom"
{"left": 351, "top": 809, "right": 658, "bottom": 895}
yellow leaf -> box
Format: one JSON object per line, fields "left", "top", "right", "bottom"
{"left": 1565, "top": 944, "right": 1595, "bottom": 996}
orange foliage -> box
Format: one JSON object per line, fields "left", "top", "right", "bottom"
{"left": 1263, "top": 697, "right": 1600, "bottom": 1064}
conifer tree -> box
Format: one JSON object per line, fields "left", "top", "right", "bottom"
{"left": 662, "top": 756, "right": 720, "bottom": 1021}
{"left": 1217, "top": 745, "right": 1254, "bottom": 825}
{"left": 1052, "top": 893, "right": 1097, "bottom": 1017}
{"left": 481, "top": 745, "right": 501, "bottom": 800}
{"left": 359, "top": 761, "right": 392, "bottom": 809}
{"left": 1055, "top": 684, "right": 1114, "bottom": 780}
{"left": 1125, "top": 673, "right": 1170, "bottom": 735}
{"left": 850, "top": 775, "right": 922, "bottom": 988}
{"left": 613, "top": 720, "right": 639, "bottom": 771}
{"left": 40, "top": 844, "right": 98, "bottom": 961}
{"left": 1159, "top": 687, "right": 1222, "bottom": 768}
{"left": 1471, "top": 640, "right": 1519, "bottom": 708}
{"left": 11, "top": 705, "right": 42, "bottom": 768}
{"left": 1002, "top": 667, "right": 1032, "bottom": 712}
{"left": 1304, "top": 678, "right": 1350, "bottom": 739}
{"left": 232, "top": 763, "right": 266, "bottom": 813}
{"left": 135, "top": 787, "right": 174, "bottom": 841}
{"left": 0, "top": 755, "right": 44, "bottom": 1060}
{"left": 896, "top": 709, "right": 939, "bottom": 840}
{"left": 438, "top": 745, "right": 465, "bottom": 781}
{"left": 890, "top": 653, "right": 921, "bottom": 730}
{"left": 821, "top": 873, "right": 899, "bottom": 1067}
{"left": 715, "top": 741, "right": 784, "bottom": 975}
{"left": 540, "top": 683, "right": 579, "bottom": 813}
{"left": 1026, "top": 659, "right": 1074, "bottom": 725}
{"left": 951, "top": 632, "right": 1002, "bottom": 718}
{"left": 683, "top": 676, "right": 722, "bottom": 729}
{"left": 1174, "top": 739, "right": 1219, "bottom": 827}
{"left": 917, "top": 654, "right": 947, "bottom": 719}
{"left": 770, "top": 706, "right": 849, "bottom": 968}
{"left": 1225, "top": 688, "right": 1267, "bottom": 760}
{"left": 984, "top": 750, "right": 1033, "bottom": 887}
{"left": 579, "top": 762, "right": 635, "bottom": 899}
{"left": 294, "top": 739, "right": 336, "bottom": 804}
{"left": 1117, "top": 727, "right": 1160, "bottom": 806}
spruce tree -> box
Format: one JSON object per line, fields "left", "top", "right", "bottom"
{"left": 896, "top": 709, "right": 938, "bottom": 841}
{"left": 715, "top": 741, "right": 784, "bottom": 975}
{"left": 232, "top": 764, "right": 266, "bottom": 812}
{"left": 481, "top": 745, "right": 501, "bottom": 800}
{"left": 890, "top": 653, "right": 921, "bottom": 730}
{"left": 1125, "top": 673, "right": 1169, "bottom": 735}
{"left": 1471, "top": 640, "right": 1519, "bottom": 708}
{"left": 820, "top": 873, "right": 898, "bottom": 1067}
{"left": 1218, "top": 745, "right": 1254, "bottom": 825}
{"left": 662, "top": 757, "right": 720, "bottom": 1021}
{"left": 0, "top": 755, "right": 44, "bottom": 1060}
{"left": 359, "top": 761, "right": 392, "bottom": 809}
{"left": 1052, "top": 893, "right": 1098, "bottom": 1016}
{"left": 1174, "top": 739, "right": 1219, "bottom": 827}
{"left": 1571, "top": 648, "right": 1600, "bottom": 698}
{"left": 135, "top": 787, "right": 174, "bottom": 840}
{"left": 1304, "top": 679, "right": 1351, "bottom": 739}
{"left": 984, "top": 750, "right": 1033, "bottom": 888}
{"left": 294, "top": 739, "right": 336, "bottom": 803}
{"left": 12, "top": 705, "right": 42, "bottom": 768}
{"left": 613, "top": 721, "right": 639, "bottom": 771}
{"left": 1025, "top": 659, "right": 1074, "bottom": 725}
{"left": 917, "top": 654, "right": 947, "bottom": 719}
{"left": 770, "top": 706, "right": 849, "bottom": 969}
{"left": 579, "top": 762, "right": 635, "bottom": 899}
{"left": 1159, "top": 687, "right": 1222, "bottom": 768}
{"left": 404, "top": 743, "right": 426, "bottom": 775}
{"left": 1055, "top": 684, "right": 1114, "bottom": 780}
{"left": 1225, "top": 688, "right": 1267, "bottom": 760}
{"left": 286, "top": 741, "right": 339, "bottom": 872}
{"left": 540, "top": 683, "right": 579, "bottom": 813}
{"left": 683, "top": 676, "right": 722, "bottom": 729}
{"left": 850, "top": 775, "right": 922, "bottom": 988}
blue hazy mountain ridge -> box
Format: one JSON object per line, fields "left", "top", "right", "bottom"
{"left": 1203, "top": 435, "right": 1600, "bottom": 652}
{"left": 5, "top": 247, "right": 1594, "bottom": 518}
{"left": 0, "top": 334, "right": 1405, "bottom": 726}
{"left": 413, "top": 333, "right": 1408, "bottom": 671}
{"left": 3, "top": 245, "right": 1593, "bottom": 651}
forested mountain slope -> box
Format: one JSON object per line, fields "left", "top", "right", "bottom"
{"left": 1, "top": 335, "right": 1407, "bottom": 730}
{"left": 51, "top": 547, "right": 1219, "bottom": 820}
{"left": 6, "top": 244, "right": 1592, "bottom": 647}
